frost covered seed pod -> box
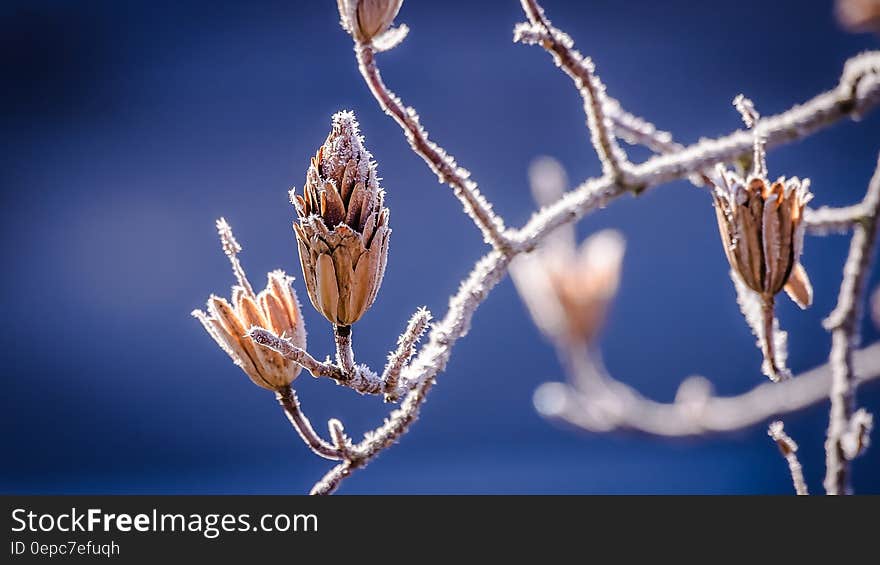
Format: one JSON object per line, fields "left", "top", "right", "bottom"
{"left": 337, "top": 0, "right": 403, "bottom": 43}
{"left": 712, "top": 96, "right": 813, "bottom": 310}
{"left": 291, "top": 111, "right": 390, "bottom": 327}
{"left": 710, "top": 95, "right": 814, "bottom": 381}
{"left": 193, "top": 219, "right": 307, "bottom": 391}
{"left": 712, "top": 172, "right": 813, "bottom": 307}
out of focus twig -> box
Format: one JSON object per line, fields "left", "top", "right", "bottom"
{"left": 768, "top": 421, "right": 809, "bottom": 495}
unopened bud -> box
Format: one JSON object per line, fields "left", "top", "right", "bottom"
{"left": 291, "top": 111, "right": 390, "bottom": 327}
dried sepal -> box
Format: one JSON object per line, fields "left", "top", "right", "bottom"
{"left": 293, "top": 111, "right": 390, "bottom": 326}
{"left": 193, "top": 220, "right": 307, "bottom": 391}
{"left": 337, "top": 0, "right": 404, "bottom": 45}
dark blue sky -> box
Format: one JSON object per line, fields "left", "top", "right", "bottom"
{"left": 2, "top": 0, "right": 879, "bottom": 494}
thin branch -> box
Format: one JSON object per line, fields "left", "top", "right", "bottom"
{"left": 250, "top": 327, "right": 344, "bottom": 380}
{"left": 249, "top": 327, "right": 384, "bottom": 395}
{"left": 310, "top": 251, "right": 511, "bottom": 493}
{"left": 515, "top": 0, "right": 633, "bottom": 184}
{"left": 352, "top": 43, "right": 511, "bottom": 252}
{"left": 382, "top": 307, "right": 432, "bottom": 402}
{"left": 275, "top": 386, "right": 342, "bottom": 460}
{"left": 328, "top": 418, "right": 354, "bottom": 459}
{"left": 534, "top": 341, "right": 880, "bottom": 437}
{"left": 512, "top": 51, "right": 880, "bottom": 251}
{"left": 768, "top": 421, "right": 809, "bottom": 495}
{"left": 805, "top": 204, "right": 869, "bottom": 234}
{"left": 823, "top": 153, "right": 880, "bottom": 495}
{"left": 216, "top": 217, "right": 255, "bottom": 298}
{"left": 310, "top": 461, "right": 353, "bottom": 496}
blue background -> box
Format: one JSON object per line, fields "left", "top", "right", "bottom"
{"left": 3, "top": 0, "right": 879, "bottom": 494}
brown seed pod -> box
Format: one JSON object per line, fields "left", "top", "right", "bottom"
{"left": 712, "top": 170, "right": 813, "bottom": 309}
{"left": 291, "top": 111, "right": 390, "bottom": 327}
{"left": 194, "top": 219, "right": 307, "bottom": 391}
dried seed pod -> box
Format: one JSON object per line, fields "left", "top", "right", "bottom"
{"left": 711, "top": 108, "right": 814, "bottom": 309}
{"left": 512, "top": 228, "right": 625, "bottom": 345}
{"left": 337, "top": 0, "right": 403, "bottom": 43}
{"left": 711, "top": 96, "right": 814, "bottom": 381}
{"left": 193, "top": 219, "right": 307, "bottom": 391}
{"left": 292, "top": 111, "right": 390, "bottom": 327}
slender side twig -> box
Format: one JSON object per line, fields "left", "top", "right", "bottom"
{"left": 534, "top": 342, "right": 880, "bottom": 437}
{"left": 768, "top": 421, "right": 809, "bottom": 495}
{"left": 250, "top": 328, "right": 344, "bottom": 380}
{"left": 216, "top": 217, "right": 255, "bottom": 298}
{"left": 382, "top": 307, "right": 432, "bottom": 402}
{"left": 352, "top": 43, "right": 510, "bottom": 251}
{"left": 328, "top": 418, "right": 354, "bottom": 459}
{"left": 515, "top": 0, "right": 633, "bottom": 184}
{"left": 823, "top": 153, "right": 880, "bottom": 495}
{"left": 250, "top": 328, "right": 384, "bottom": 395}
{"left": 276, "top": 386, "right": 342, "bottom": 460}
{"left": 806, "top": 204, "right": 871, "bottom": 234}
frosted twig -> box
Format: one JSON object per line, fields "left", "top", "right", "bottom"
{"left": 382, "top": 307, "right": 432, "bottom": 402}
{"left": 732, "top": 274, "right": 790, "bottom": 382}
{"left": 216, "top": 217, "right": 255, "bottom": 298}
{"left": 823, "top": 153, "right": 880, "bottom": 495}
{"left": 334, "top": 325, "right": 357, "bottom": 375}
{"left": 805, "top": 204, "right": 870, "bottom": 234}
{"left": 249, "top": 327, "right": 384, "bottom": 396}
{"left": 311, "top": 354, "right": 438, "bottom": 495}
{"left": 733, "top": 94, "right": 767, "bottom": 178}
{"left": 768, "top": 421, "right": 809, "bottom": 495}
{"left": 605, "top": 99, "right": 680, "bottom": 154}
{"left": 511, "top": 51, "right": 880, "bottom": 250}
{"left": 534, "top": 341, "right": 880, "bottom": 437}
{"left": 250, "top": 327, "right": 343, "bottom": 379}
{"left": 276, "top": 386, "right": 342, "bottom": 460}
{"left": 328, "top": 418, "right": 354, "bottom": 459}
{"left": 515, "top": 0, "right": 633, "bottom": 185}
{"left": 351, "top": 43, "right": 511, "bottom": 252}
{"left": 310, "top": 251, "right": 511, "bottom": 493}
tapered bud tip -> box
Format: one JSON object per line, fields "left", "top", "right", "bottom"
{"left": 330, "top": 110, "right": 361, "bottom": 141}
{"left": 321, "top": 110, "right": 375, "bottom": 189}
